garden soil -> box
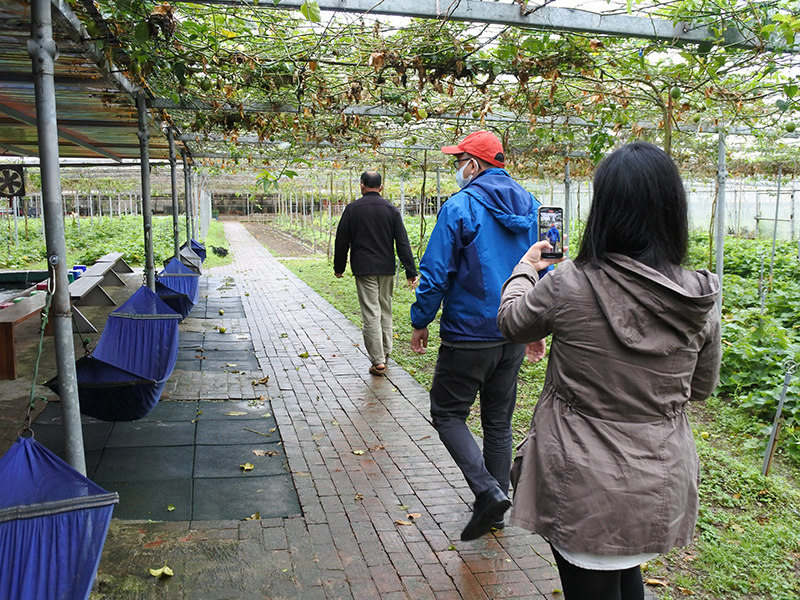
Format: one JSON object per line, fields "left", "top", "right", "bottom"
{"left": 240, "top": 221, "right": 321, "bottom": 258}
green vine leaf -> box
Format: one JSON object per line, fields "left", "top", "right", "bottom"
{"left": 300, "top": 0, "right": 321, "bottom": 23}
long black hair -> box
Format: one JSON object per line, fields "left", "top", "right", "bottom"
{"left": 575, "top": 141, "right": 688, "bottom": 269}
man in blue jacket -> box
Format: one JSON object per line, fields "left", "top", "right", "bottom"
{"left": 410, "top": 131, "right": 544, "bottom": 541}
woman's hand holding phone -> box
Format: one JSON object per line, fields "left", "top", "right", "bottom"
{"left": 520, "top": 240, "right": 567, "bottom": 271}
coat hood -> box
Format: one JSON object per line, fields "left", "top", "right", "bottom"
{"left": 584, "top": 253, "right": 719, "bottom": 355}
{"left": 465, "top": 168, "right": 536, "bottom": 234}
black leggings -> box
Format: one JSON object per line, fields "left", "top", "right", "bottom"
{"left": 550, "top": 545, "right": 645, "bottom": 600}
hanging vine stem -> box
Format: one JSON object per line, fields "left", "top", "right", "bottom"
{"left": 19, "top": 263, "right": 57, "bottom": 437}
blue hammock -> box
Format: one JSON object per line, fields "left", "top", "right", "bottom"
{"left": 156, "top": 258, "right": 200, "bottom": 320}
{"left": 182, "top": 238, "right": 206, "bottom": 262}
{"left": 46, "top": 286, "right": 181, "bottom": 421}
{"left": 0, "top": 436, "right": 118, "bottom": 600}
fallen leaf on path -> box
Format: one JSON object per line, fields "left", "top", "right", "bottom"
{"left": 226, "top": 411, "right": 248, "bottom": 416}
{"left": 252, "top": 449, "right": 278, "bottom": 457}
{"left": 370, "top": 445, "right": 385, "bottom": 451}
{"left": 149, "top": 563, "right": 174, "bottom": 578}
{"left": 407, "top": 513, "right": 421, "bottom": 520}
{"left": 252, "top": 376, "right": 269, "bottom": 386}
{"left": 240, "top": 462, "right": 255, "bottom": 472}
{"left": 354, "top": 493, "right": 363, "bottom": 500}
{"left": 244, "top": 512, "right": 261, "bottom": 521}
{"left": 394, "top": 519, "right": 413, "bottom": 526}
{"left": 352, "top": 450, "right": 364, "bottom": 455}
{"left": 645, "top": 579, "right": 668, "bottom": 587}
{"left": 226, "top": 363, "right": 237, "bottom": 367}
{"left": 166, "top": 504, "right": 175, "bottom": 512}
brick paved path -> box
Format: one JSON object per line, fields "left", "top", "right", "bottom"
{"left": 91, "top": 222, "right": 602, "bottom": 599}
{"left": 221, "top": 221, "right": 561, "bottom": 599}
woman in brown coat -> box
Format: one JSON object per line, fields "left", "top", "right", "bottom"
{"left": 498, "top": 142, "right": 721, "bottom": 600}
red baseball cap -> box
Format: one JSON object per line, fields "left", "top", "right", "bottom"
{"left": 441, "top": 130, "right": 505, "bottom": 168}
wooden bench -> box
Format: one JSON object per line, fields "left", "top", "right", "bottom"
{"left": 0, "top": 292, "right": 95, "bottom": 380}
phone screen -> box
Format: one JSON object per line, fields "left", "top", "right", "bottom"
{"left": 538, "top": 206, "right": 564, "bottom": 258}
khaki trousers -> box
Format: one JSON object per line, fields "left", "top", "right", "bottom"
{"left": 355, "top": 274, "right": 394, "bottom": 366}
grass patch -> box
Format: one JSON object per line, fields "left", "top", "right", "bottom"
{"left": 0, "top": 215, "right": 232, "bottom": 271}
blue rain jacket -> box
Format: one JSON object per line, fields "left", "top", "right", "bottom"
{"left": 410, "top": 168, "right": 542, "bottom": 342}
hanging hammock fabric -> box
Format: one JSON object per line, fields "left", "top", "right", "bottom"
{"left": 182, "top": 238, "right": 206, "bottom": 262}
{"left": 46, "top": 286, "right": 181, "bottom": 421}
{"left": 156, "top": 258, "right": 200, "bottom": 319}
{"left": 0, "top": 436, "right": 118, "bottom": 600}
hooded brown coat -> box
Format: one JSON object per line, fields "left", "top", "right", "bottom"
{"left": 498, "top": 255, "right": 721, "bottom": 555}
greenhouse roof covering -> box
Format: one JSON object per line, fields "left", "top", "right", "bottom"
{"left": 0, "top": 0, "right": 176, "bottom": 163}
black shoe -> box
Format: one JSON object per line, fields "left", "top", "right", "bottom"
{"left": 461, "top": 487, "right": 511, "bottom": 541}
{"left": 491, "top": 519, "right": 505, "bottom": 531}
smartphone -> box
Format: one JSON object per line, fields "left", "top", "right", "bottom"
{"left": 537, "top": 206, "right": 564, "bottom": 259}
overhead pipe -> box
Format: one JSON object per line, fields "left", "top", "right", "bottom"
{"left": 28, "top": 0, "right": 85, "bottom": 474}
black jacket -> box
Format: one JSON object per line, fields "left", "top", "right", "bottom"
{"left": 333, "top": 192, "right": 417, "bottom": 278}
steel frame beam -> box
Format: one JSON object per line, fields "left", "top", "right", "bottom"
{"left": 179, "top": 0, "right": 764, "bottom": 50}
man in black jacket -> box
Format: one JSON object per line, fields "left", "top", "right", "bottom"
{"left": 334, "top": 171, "right": 418, "bottom": 375}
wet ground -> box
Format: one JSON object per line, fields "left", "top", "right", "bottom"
{"left": 2, "top": 222, "right": 656, "bottom": 600}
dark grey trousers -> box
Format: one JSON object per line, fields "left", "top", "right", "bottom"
{"left": 429, "top": 343, "right": 526, "bottom": 497}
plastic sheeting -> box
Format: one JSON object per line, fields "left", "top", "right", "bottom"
{"left": 46, "top": 286, "right": 181, "bottom": 421}
{"left": 0, "top": 436, "right": 118, "bottom": 600}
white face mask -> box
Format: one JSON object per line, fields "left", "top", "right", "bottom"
{"left": 456, "top": 159, "right": 476, "bottom": 189}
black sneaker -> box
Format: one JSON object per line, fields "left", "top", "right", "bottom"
{"left": 461, "top": 487, "right": 511, "bottom": 541}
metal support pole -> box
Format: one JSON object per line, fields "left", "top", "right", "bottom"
{"left": 761, "top": 360, "right": 796, "bottom": 477}
{"left": 28, "top": 0, "right": 85, "bottom": 474}
{"left": 564, "top": 158, "right": 571, "bottom": 258}
{"left": 168, "top": 128, "right": 180, "bottom": 258}
{"left": 12, "top": 197, "right": 19, "bottom": 245}
{"left": 436, "top": 167, "right": 441, "bottom": 215}
{"left": 769, "top": 166, "right": 782, "bottom": 290}
{"left": 182, "top": 148, "right": 192, "bottom": 242}
{"left": 715, "top": 130, "right": 726, "bottom": 313}
{"left": 137, "top": 91, "right": 155, "bottom": 290}
{"left": 192, "top": 175, "right": 198, "bottom": 240}
{"left": 400, "top": 175, "right": 405, "bottom": 221}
